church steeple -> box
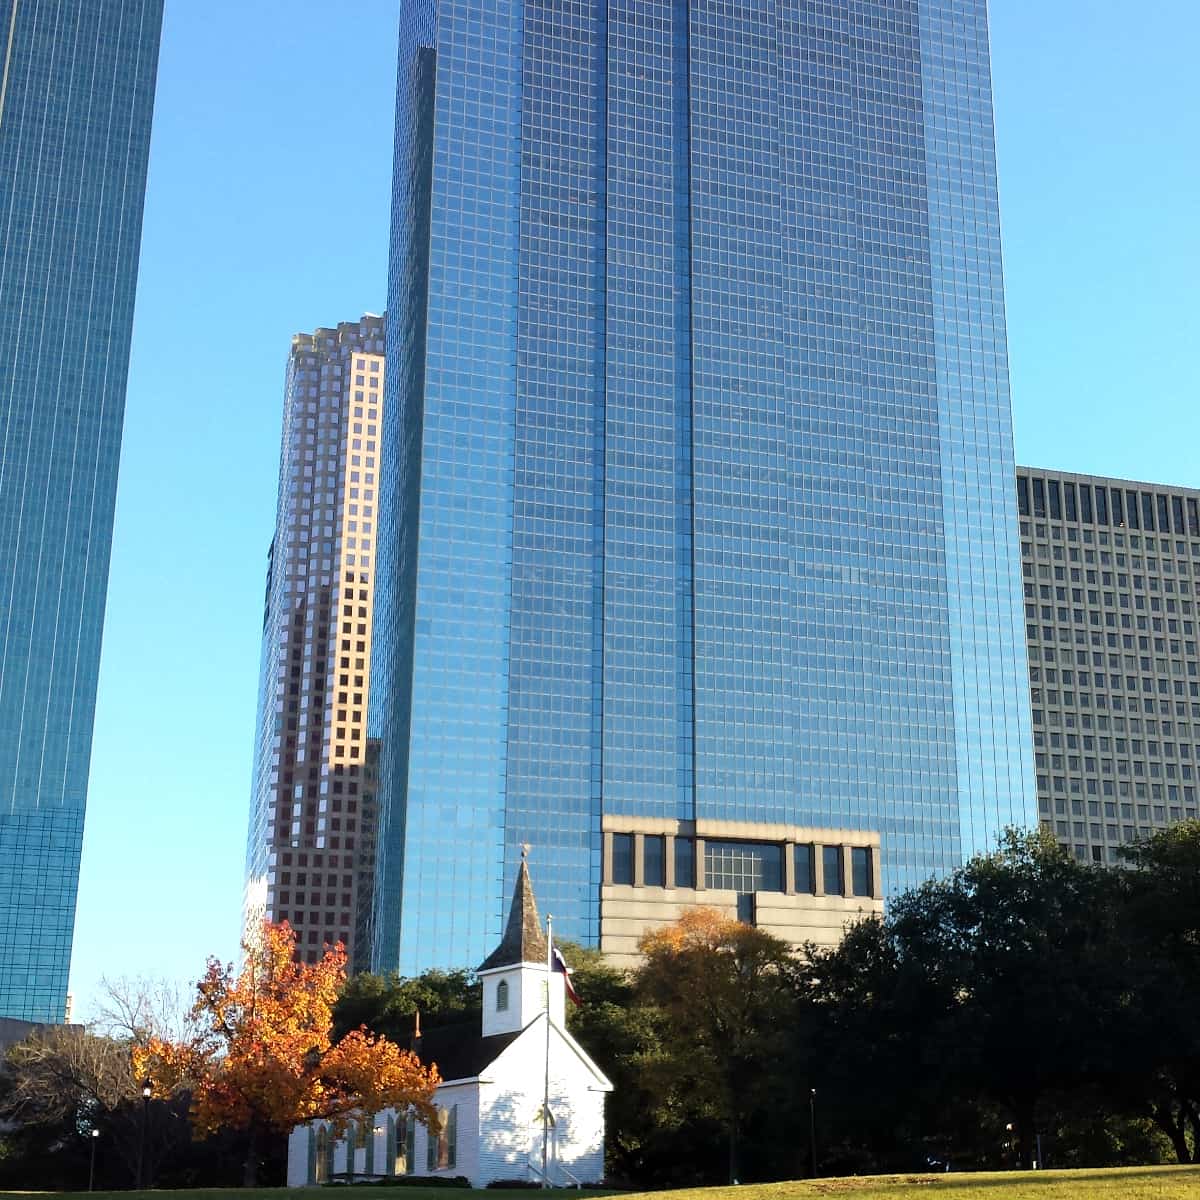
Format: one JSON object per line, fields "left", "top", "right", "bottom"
{"left": 478, "top": 851, "right": 547, "bottom": 971}
{"left": 477, "top": 851, "right": 564, "bottom": 1037}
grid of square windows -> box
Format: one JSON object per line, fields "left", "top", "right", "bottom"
{"left": 1018, "top": 469, "right": 1200, "bottom": 865}
{"left": 373, "top": 0, "right": 1035, "bottom": 974}
{"left": 0, "top": 0, "right": 162, "bottom": 1021}
{"left": 244, "top": 321, "right": 385, "bottom": 969}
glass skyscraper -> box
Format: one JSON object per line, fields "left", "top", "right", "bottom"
{"left": 0, "top": 0, "right": 162, "bottom": 1021}
{"left": 373, "top": 0, "right": 1035, "bottom": 975}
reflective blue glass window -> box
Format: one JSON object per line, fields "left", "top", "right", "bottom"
{"left": 823, "top": 846, "right": 844, "bottom": 897}
{"left": 851, "top": 848, "right": 873, "bottom": 898}
{"left": 794, "top": 844, "right": 815, "bottom": 895}
{"left": 373, "top": 0, "right": 1037, "bottom": 975}
{"left": 611, "top": 834, "right": 633, "bottom": 886}
{"left": 674, "top": 836, "right": 695, "bottom": 889}
{"left": 0, "top": 0, "right": 162, "bottom": 1021}
{"left": 643, "top": 836, "right": 666, "bottom": 888}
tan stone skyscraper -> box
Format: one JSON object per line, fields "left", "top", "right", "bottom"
{"left": 244, "top": 315, "right": 385, "bottom": 966}
{"left": 1016, "top": 467, "right": 1200, "bottom": 866}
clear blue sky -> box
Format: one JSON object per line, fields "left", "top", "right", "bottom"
{"left": 68, "top": 0, "right": 1200, "bottom": 1019}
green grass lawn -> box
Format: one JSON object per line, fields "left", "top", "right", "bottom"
{"left": 0, "top": 1191, "right": 587, "bottom": 1200}
{"left": 624, "top": 1165, "right": 1200, "bottom": 1199}
{"left": 6, "top": 1168, "right": 1200, "bottom": 1199}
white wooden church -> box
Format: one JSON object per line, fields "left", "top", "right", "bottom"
{"left": 287, "top": 862, "right": 612, "bottom": 1187}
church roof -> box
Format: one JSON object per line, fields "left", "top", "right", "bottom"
{"left": 477, "top": 857, "right": 547, "bottom": 971}
{"left": 415, "top": 1016, "right": 613, "bottom": 1092}
{"left": 415, "top": 1020, "right": 521, "bottom": 1083}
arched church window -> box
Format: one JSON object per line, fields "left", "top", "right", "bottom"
{"left": 497, "top": 978, "right": 509, "bottom": 1011}
{"left": 314, "top": 1126, "right": 329, "bottom": 1184}
{"left": 427, "top": 1104, "right": 458, "bottom": 1171}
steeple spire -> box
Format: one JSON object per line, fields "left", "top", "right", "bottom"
{"left": 478, "top": 854, "right": 547, "bottom": 970}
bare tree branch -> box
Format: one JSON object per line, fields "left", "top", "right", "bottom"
{"left": 92, "top": 975, "right": 195, "bottom": 1046}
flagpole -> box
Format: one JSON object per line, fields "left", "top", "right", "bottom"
{"left": 542, "top": 913, "right": 552, "bottom": 1188}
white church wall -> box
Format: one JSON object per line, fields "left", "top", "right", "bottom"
{"left": 286, "top": 1126, "right": 309, "bottom": 1187}
{"left": 476, "top": 1019, "right": 606, "bottom": 1186}
{"left": 411, "top": 1080, "right": 478, "bottom": 1182}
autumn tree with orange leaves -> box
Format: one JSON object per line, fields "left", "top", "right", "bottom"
{"left": 636, "top": 908, "right": 797, "bottom": 1186}
{"left": 134, "top": 922, "right": 439, "bottom": 1185}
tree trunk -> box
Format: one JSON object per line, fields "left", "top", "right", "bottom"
{"left": 243, "top": 1129, "right": 259, "bottom": 1188}
{"left": 727, "top": 1115, "right": 739, "bottom": 1185}
{"left": 1181, "top": 1099, "right": 1200, "bottom": 1163}
{"left": 1015, "top": 1101, "right": 1036, "bottom": 1170}
{"left": 1150, "top": 1100, "right": 1195, "bottom": 1164}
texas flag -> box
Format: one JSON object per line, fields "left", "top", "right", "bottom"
{"left": 551, "top": 944, "right": 580, "bottom": 1006}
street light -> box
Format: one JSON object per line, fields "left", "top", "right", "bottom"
{"left": 809, "top": 1088, "right": 818, "bottom": 1179}
{"left": 136, "top": 1078, "right": 152, "bottom": 1190}
{"left": 89, "top": 1129, "right": 99, "bottom": 1192}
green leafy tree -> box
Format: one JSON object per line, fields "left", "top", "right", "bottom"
{"left": 800, "top": 914, "right": 959, "bottom": 1173}
{"left": 333, "top": 968, "right": 480, "bottom": 1043}
{"left": 802, "top": 830, "right": 1140, "bottom": 1172}
{"left": 894, "top": 830, "right": 1136, "bottom": 1167}
{"left": 556, "top": 943, "right": 684, "bottom": 1184}
{"left": 1117, "top": 821, "right": 1200, "bottom": 1161}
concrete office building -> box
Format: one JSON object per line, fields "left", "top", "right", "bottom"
{"left": 243, "top": 317, "right": 385, "bottom": 967}
{"left": 371, "top": 0, "right": 1036, "bottom": 976}
{"left": 1017, "top": 468, "right": 1200, "bottom": 863}
{"left": 598, "top": 817, "right": 883, "bottom": 968}
{"left": 0, "top": 0, "right": 163, "bottom": 1021}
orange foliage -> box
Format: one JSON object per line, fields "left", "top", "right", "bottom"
{"left": 133, "top": 922, "right": 439, "bottom": 1140}
{"left": 637, "top": 905, "right": 741, "bottom": 956}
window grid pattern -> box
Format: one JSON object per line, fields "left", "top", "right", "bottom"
{"left": 919, "top": 0, "right": 1036, "bottom": 861}
{"left": 376, "top": 0, "right": 523, "bottom": 973}
{"left": 244, "top": 320, "right": 385, "bottom": 970}
{"left": 704, "top": 840, "right": 782, "bottom": 894}
{"left": 601, "top": 0, "right": 695, "bottom": 826}
{"left": 0, "top": 0, "right": 162, "bottom": 1021}
{"left": 504, "top": 0, "right": 607, "bottom": 946}
{"left": 371, "top": 3, "right": 437, "bottom": 972}
{"left": 1018, "top": 468, "right": 1200, "bottom": 865}
{"left": 374, "top": 0, "right": 1035, "bottom": 973}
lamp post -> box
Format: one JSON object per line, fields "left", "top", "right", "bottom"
{"left": 809, "top": 1088, "right": 818, "bottom": 1179}
{"left": 89, "top": 1129, "right": 99, "bottom": 1192}
{"left": 542, "top": 913, "right": 553, "bottom": 1189}
{"left": 136, "top": 1078, "right": 152, "bottom": 1190}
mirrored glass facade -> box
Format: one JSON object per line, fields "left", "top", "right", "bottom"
{"left": 374, "top": 0, "right": 1034, "bottom": 975}
{"left": 0, "top": 0, "right": 162, "bottom": 1021}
